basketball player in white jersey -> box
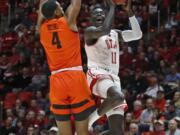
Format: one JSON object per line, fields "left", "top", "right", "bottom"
{"left": 85, "top": 0, "right": 142, "bottom": 134}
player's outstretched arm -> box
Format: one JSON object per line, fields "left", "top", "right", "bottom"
{"left": 120, "top": 0, "right": 142, "bottom": 42}
{"left": 65, "top": 0, "right": 81, "bottom": 31}
{"left": 37, "top": 0, "right": 47, "bottom": 31}
{"left": 85, "top": 0, "right": 115, "bottom": 45}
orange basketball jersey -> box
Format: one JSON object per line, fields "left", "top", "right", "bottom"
{"left": 40, "top": 17, "right": 82, "bottom": 71}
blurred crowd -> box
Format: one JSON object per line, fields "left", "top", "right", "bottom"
{"left": 0, "top": 0, "right": 179, "bottom": 135}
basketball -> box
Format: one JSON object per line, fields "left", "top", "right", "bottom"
{"left": 113, "top": 0, "right": 126, "bottom": 5}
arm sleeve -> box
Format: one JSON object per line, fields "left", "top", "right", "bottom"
{"left": 121, "top": 16, "right": 142, "bottom": 42}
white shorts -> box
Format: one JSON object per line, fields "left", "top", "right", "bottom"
{"left": 87, "top": 67, "right": 127, "bottom": 116}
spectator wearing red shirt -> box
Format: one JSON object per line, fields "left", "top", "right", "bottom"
{"left": 154, "top": 90, "right": 166, "bottom": 112}
{"left": 133, "top": 100, "right": 143, "bottom": 123}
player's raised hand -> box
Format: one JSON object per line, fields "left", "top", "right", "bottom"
{"left": 105, "top": 0, "right": 116, "bottom": 6}
{"left": 122, "top": 0, "right": 131, "bottom": 12}
{"left": 122, "top": 0, "right": 134, "bottom": 16}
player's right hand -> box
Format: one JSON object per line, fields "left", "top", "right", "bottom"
{"left": 122, "top": 0, "right": 132, "bottom": 12}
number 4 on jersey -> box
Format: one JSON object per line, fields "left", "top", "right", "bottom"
{"left": 52, "top": 32, "right": 62, "bottom": 48}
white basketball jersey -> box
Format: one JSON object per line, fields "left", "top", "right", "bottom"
{"left": 85, "top": 30, "right": 120, "bottom": 75}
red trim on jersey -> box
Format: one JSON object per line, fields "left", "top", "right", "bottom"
{"left": 113, "top": 103, "right": 128, "bottom": 112}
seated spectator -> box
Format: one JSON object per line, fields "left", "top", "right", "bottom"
{"left": 154, "top": 90, "right": 166, "bottom": 112}
{"left": 145, "top": 75, "right": 164, "bottom": 98}
{"left": 24, "top": 110, "right": 36, "bottom": 127}
{"left": 166, "top": 119, "right": 180, "bottom": 135}
{"left": 125, "top": 122, "right": 139, "bottom": 135}
{"left": 132, "top": 100, "right": 143, "bottom": 123}
{"left": 173, "top": 91, "right": 180, "bottom": 108}
{"left": 34, "top": 110, "right": 48, "bottom": 129}
{"left": 18, "top": 67, "right": 32, "bottom": 89}
{"left": 15, "top": 119, "right": 26, "bottom": 135}
{"left": 125, "top": 112, "right": 134, "bottom": 132}
{"left": 28, "top": 66, "right": 47, "bottom": 91}
{"left": 27, "top": 125, "right": 35, "bottom": 135}
{"left": 0, "top": 117, "right": 16, "bottom": 134}
{"left": 173, "top": 91, "right": 180, "bottom": 114}
{"left": 140, "top": 98, "right": 154, "bottom": 125}
{"left": 28, "top": 99, "right": 41, "bottom": 113}
{"left": 174, "top": 116, "right": 180, "bottom": 129}
{"left": 35, "top": 90, "right": 47, "bottom": 110}
{"left": 141, "top": 119, "right": 165, "bottom": 135}
{"left": 165, "top": 65, "right": 180, "bottom": 84}
{"left": 165, "top": 102, "right": 177, "bottom": 121}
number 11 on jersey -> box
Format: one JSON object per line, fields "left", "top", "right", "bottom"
{"left": 111, "top": 52, "right": 116, "bottom": 64}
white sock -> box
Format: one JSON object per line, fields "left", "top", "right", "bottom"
{"left": 88, "top": 109, "right": 100, "bottom": 130}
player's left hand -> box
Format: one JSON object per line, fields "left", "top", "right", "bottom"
{"left": 122, "top": 0, "right": 131, "bottom": 12}
{"left": 105, "top": 0, "right": 116, "bottom": 7}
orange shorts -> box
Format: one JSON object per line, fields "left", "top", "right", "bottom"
{"left": 49, "top": 70, "right": 95, "bottom": 121}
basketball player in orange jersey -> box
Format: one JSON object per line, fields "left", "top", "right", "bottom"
{"left": 37, "top": 0, "right": 96, "bottom": 135}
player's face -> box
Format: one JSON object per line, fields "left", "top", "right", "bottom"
{"left": 91, "top": 8, "right": 105, "bottom": 27}
{"left": 54, "top": 2, "right": 64, "bottom": 18}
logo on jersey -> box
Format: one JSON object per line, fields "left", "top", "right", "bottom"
{"left": 105, "top": 39, "right": 117, "bottom": 49}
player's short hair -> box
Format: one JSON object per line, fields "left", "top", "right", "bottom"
{"left": 41, "top": 0, "right": 57, "bottom": 19}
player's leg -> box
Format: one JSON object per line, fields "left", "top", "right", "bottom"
{"left": 97, "top": 85, "right": 124, "bottom": 116}
{"left": 49, "top": 73, "right": 73, "bottom": 135}
{"left": 56, "top": 121, "right": 73, "bottom": 135}
{"left": 99, "top": 115, "right": 124, "bottom": 135}
{"left": 74, "top": 119, "right": 89, "bottom": 135}
{"left": 88, "top": 78, "right": 124, "bottom": 128}
{"left": 70, "top": 71, "right": 96, "bottom": 135}
{"left": 101, "top": 104, "right": 126, "bottom": 135}
{"left": 100, "top": 80, "right": 127, "bottom": 135}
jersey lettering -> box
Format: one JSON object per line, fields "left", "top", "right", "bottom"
{"left": 52, "top": 32, "right": 62, "bottom": 48}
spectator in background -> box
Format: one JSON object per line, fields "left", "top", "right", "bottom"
{"left": 148, "top": 0, "right": 158, "bottom": 28}
{"left": 0, "top": 116, "right": 16, "bottom": 134}
{"left": 125, "top": 112, "right": 134, "bottom": 132}
{"left": 28, "top": 66, "right": 47, "bottom": 91}
{"left": 132, "top": 100, "right": 143, "bottom": 123}
{"left": 35, "top": 90, "right": 47, "bottom": 110}
{"left": 125, "top": 122, "right": 139, "bottom": 135}
{"left": 140, "top": 98, "right": 154, "bottom": 125}
{"left": 145, "top": 75, "right": 164, "bottom": 98}
{"left": 165, "top": 102, "right": 177, "bottom": 121}
{"left": 154, "top": 89, "right": 166, "bottom": 113}
{"left": 174, "top": 117, "right": 180, "bottom": 129}
{"left": 141, "top": 119, "right": 165, "bottom": 135}
{"left": 172, "top": 91, "right": 180, "bottom": 117}
{"left": 15, "top": 119, "right": 26, "bottom": 135}
{"left": 152, "top": 120, "right": 165, "bottom": 135}
{"left": 165, "top": 64, "right": 180, "bottom": 84}
{"left": 27, "top": 125, "right": 35, "bottom": 135}
{"left": 166, "top": 119, "right": 180, "bottom": 135}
